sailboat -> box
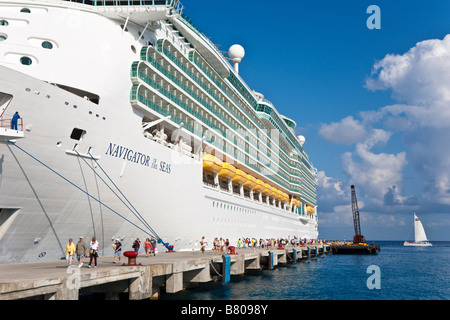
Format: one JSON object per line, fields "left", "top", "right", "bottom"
{"left": 404, "top": 214, "right": 432, "bottom": 247}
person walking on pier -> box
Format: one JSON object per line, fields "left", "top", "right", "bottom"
{"left": 76, "top": 236, "right": 87, "bottom": 268}
{"left": 113, "top": 239, "right": 122, "bottom": 263}
{"left": 144, "top": 238, "right": 151, "bottom": 257}
{"left": 88, "top": 236, "right": 99, "bottom": 268}
{"left": 213, "top": 238, "right": 219, "bottom": 253}
{"left": 65, "top": 238, "right": 76, "bottom": 267}
{"left": 200, "top": 236, "right": 207, "bottom": 255}
{"left": 150, "top": 237, "right": 157, "bottom": 256}
{"left": 132, "top": 238, "right": 141, "bottom": 254}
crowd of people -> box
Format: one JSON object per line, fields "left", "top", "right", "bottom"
{"left": 130, "top": 237, "right": 158, "bottom": 257}
{"left": 236, "top": 236, "right": 326, "bottom": 250}
{"left": 64, "top": 236, "right": 100, "bottom": 268}
{"left": 64, "top": 236, "right": 160, "bottom": 268}
{"left": 64, "top": 235, "right": 327, "bottom": 267}
{"left": 199, "top": 236, "right": 327, "bottom": 255}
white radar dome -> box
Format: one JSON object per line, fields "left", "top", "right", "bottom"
{"left": 297, "top": 135, "right": 305, "bottom": 146}
{"left": 228, "top": 44, "right": 245, "bottom": 63}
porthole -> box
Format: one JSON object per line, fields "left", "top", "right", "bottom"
{"left": 20, "top": 8, "right": 31, "bottom": 13}
{"left": 20, "top": 56, "right": 32, "bottom": 65}
{"left": 0, "top": 20, "right": 8, "bottom": 26}
{"left": 0, "top": 34, "right": 6, "bottom": 41}
{"left": 131, "top": 45, "right": 136, "bottom": 53}
{"left": 42, "top": 41, "right": 53, "bottom": 49}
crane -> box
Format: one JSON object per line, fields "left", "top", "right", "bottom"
{"left": 351, "top": 185, "right": 366, "bottom": 243}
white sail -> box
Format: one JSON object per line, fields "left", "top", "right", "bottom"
{"left": 414, "top": 214, "right": 428, "bottom": 242}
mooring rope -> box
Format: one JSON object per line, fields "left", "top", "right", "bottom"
{"left": 74, "top": 150, "right": 159, "bottom": 239}
{"left": 209, "top": 260, "right": 223, "bottom": 278}
{"left": 8, "top": 140, "right": 164, "bottom": 244}
{"left": 86, "top": 151, "right": 164, "bottom": 244}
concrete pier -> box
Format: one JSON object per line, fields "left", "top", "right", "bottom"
{"left": 0, "top": 245, "right": 330, "bottom": 300}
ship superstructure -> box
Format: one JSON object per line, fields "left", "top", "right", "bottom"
{"left": 0, "top": 0, "right": 318, "bottom": 264}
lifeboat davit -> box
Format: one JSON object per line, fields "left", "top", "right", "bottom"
{"left": 203, "top": 154, "right": 222, "bottom": 174}
{"left": 253, "top": 179, "right": 265, "bottom": 192}
{"left": 218, "top": 162, "right": 236, "bottom": 180}
{"left": 231, "top": 169, "right": 247, "bottom": 185}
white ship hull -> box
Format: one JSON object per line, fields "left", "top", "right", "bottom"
{"left": 403, "top": 242, "right": 432, "bottom": 247}
{"left": 0, "top": 1, "right": 318, "bottom": 264}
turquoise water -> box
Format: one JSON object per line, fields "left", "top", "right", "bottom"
{"left": 161, "top": 241, "right": 450, "bottom": 300}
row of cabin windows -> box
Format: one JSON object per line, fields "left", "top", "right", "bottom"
{"left": 0, "top": 33, "right": 52, "bottom": 51}
{"left": 0, "top": 18, "right": 53, "bottom": 65}
{"left": 1, "top": 7, "right": 52, "bottom": 64}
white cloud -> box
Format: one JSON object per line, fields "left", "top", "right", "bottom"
{"left": 318, "top": 116, "right": 368, "bottom": 144}
{"left": 365, "top": 34, "right": 450, "bottom": 206}
{"left": 315, "top": 170, "right": 349, "bottom": 216}
{"left": 319, "top": 204, "right": 353, "bottom": 227}
{"left": 365, "top": 34, "right": 450, "bottom": 107}
{"left": 341, "top": 129, "right": 408, "bottom": 206}
{"left": 316, "top": 170, "right": 344, "bottom": 196}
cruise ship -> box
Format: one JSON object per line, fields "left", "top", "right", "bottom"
{"left": 0, "top": 0, "right": 318, "bottom": 264}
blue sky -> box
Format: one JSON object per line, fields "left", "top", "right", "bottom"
{"left": 183, "top": 0, "right": 450, "bottom": 240}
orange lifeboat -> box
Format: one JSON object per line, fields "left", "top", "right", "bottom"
{"left": 243, "top": 175, "right": 257, "bottom": 189}
{"left": 306, "top": 205, "right": 315, "bottom": 213}
{"left": 231, "top": 169, "right": 247, "bottom": 185}
{"left": 268, "top": 187, "right": 277, "bottom": 198}
{"left": 218, "top": 162, "right": 236, "bottom": 180}
{"left": 202, "top": 154, "right": 222, "bottom": 174}
{"left": 261, "top": 183, "right": 271, "bottom": 196}
{"left": 275, "top": 189, "right": 283, "bottom": 200}
{"left": 253, "top": 179, "right": 265, "bottom": 192}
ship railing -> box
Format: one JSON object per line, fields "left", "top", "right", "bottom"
{"left": 0, "top": 114, "right": 23, "bottom": 131}
{"left": 62, "top": 0, "right": 175, "bottom": 6}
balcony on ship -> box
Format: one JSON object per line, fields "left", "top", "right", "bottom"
{"left": 0, "top": 114, "right": 24, "bottom": 141}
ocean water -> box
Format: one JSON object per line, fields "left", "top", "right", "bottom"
{"left": 161, "top": 241, "right": 450, "bottom": 300}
